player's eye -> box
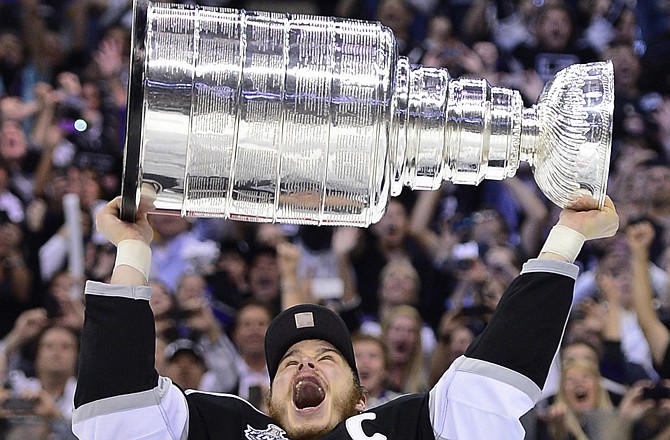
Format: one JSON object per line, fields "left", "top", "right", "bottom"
{"left": 319, "top": 355, "right": 334, "bottom": 362}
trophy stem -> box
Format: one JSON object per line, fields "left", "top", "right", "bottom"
{"left": 396, "top": 64, "right": 524, "bottom": 192}
{"left": 520, "top": 107, "right": 540, "bottom": 167}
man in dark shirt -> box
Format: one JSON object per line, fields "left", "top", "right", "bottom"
{"left": 72, "top": 193, "right": 618, "bottom": 439}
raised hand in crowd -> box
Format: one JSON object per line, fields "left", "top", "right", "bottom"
{"left": 1, "top": 308, "right": 48, "bottom": 362}
{"left": 331, "top": 226, "right": 362, "bottom": 310}
{"left": 617, "top": 380, "right": 657, "bottom": 430}
{"left": 652, "top": 96, "right": 670, "bottom": 156}
{"left": 276, "top": 241, "right": 308, "bottom": 309}
{"left": 179, "top": 295, "right": 223, "bottom": 345}
{"left": 93, "top": 36, "right": 125, "bottom": 79}
{"left": 92, "top": 34, "right": 128, "bottom": 108}
{"left": 0, "top": 220, "right": 31, "bottom": 305}
{"left": 47, "top": 273, "right": 85, "bottom": 330}
{"left": 627, "top": 220, "right": 669, "bottom": 368}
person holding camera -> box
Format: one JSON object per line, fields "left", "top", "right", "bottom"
{"left": 1, "top": 324, "right": 79, "bottom": 440}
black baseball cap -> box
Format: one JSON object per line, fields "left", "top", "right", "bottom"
{"left": 164, "top": 338, "right": 205, "bottom": 364}
{"left": 265, "top": 304, "right": 357, "bottom": 383}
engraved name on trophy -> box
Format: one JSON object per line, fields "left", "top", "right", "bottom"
{"left": 120, "top": 0, "right": 613, "bottom": 226}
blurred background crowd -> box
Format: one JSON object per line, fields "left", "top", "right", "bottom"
{"left": 1, "top": 0, "right": 670, "bottom": 438}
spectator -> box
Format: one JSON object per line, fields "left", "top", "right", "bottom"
{"left": 621, "top": 380, "right": 670, "bottom": 439}
{"left": 572, "top": 241, "right": 659, "bottom": 380}
{"left": 246, "top": 245, "right": 282, "bottom": 315}
{"left": 577, "top": 0, "right": 618, "bottom": 54}
{"left": 639, "top": 161, "right": 670, "bottom": 264}
{"left": 0, "top": 208, "right": 31, "bottom": 338}
{"left": 540, "top": 358, "right": 621, "bottom": 440}
{"left": 0, "top": 163, "right": 24, "bottom": 225}
{"left": 512, "top": 4, "right": 599, "bottom": 85}
{"left": 275, "top": 227, "right": 364, "bottom": 328}
{"left": 354, "top": 259, "right": 437, "bottom": 362}
{"left": 42, "top": 271, "right": 84, "bottom": 331}
{"left": 37, "top": 203, "right": 94, "bottom": 286}
{"left": 428, "top": 322, "right": 474, "bottom": 388}
{"left": 608, "top": 137, "right": 658, "bottom": 226}
{"left": 421, "top": 15, "right": 484, "bottom": 78}
{"left": 231, "top": 301, "right": 273, "bottom": 411}
{"left": 461, "top": 0, "right": 539, "bottom": 53}
{"left": 628, "top": 221, "right": 670, "bottom": 379}
{"left": 611, "top": 5, "right": 645, "bottom": 50}
{"left": 0, "top": 308, "right": 48, "bottom": 373}
{"left": 206, "top": 239, "right": 250, "bottom": 311}
{"left": 149, "top": 215, "right": 218, "bottom": 292}
{"left": 1, "top": 325, "right": 79, "bottom": 440}
{"left": 162, "top": 338, "right": 211, "bottom": 392}
{"left": 352, "top": 333, "right": 402, "bottom": 408}
{"left": 375, "top": 0, "right": 426, "bottom": 65}
{"left": 601, "top": 43, "right": 654, "bottom": 149}
{"left": 0, "top": 119, "right": 42, "bottom": 205}
{"left": 173, "top": 272, "right": 238, "bottom": 393}
{"left": 148, "top": 280, "right": 178, "bottom": 341}
{"left": 374, "top": 259, "right": 421, "bottom": 324}
{"left": 0, "top": 32, "right": 30, "bottom": 99}
{"left": 559, "top": 340, "right": 629, "bottom": 404}
{"left": 639, "top": 10, "right": 670, "bottom": 95}
{"left": 651, "top": 95, "right": 670, "bottom": 164}
{"left": 380, "top": 305, "right": 430, "bottom": 393}
{"left": 352, "top": 198, "right": 435, "bottom": 326}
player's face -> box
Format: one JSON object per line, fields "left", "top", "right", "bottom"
{"left": 268, "top": 339, "right": 365, "bottom": 440}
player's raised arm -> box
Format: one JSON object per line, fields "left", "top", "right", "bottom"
{"left": 429, "top": 195, "right": 618, "bottom": 439}
{"left": 73, "top": 193, "right": 189, "bottom": 440}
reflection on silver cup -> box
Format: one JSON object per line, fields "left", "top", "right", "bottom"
{"left": 121, "top": 0, "right": 613, "bottom": 226}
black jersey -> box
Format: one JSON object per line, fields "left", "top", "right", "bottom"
{"left": 72, "top": 259, "right": 578, "bottom": 439}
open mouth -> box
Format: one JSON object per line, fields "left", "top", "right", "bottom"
{"left": 573, "top": 390, "right": 590, "bottom": 402}
{"left": 293, "top": 376, "right": 326, "bottom": 410}
{"left": 394, "top": 341, "right": 411, "bottom": 355}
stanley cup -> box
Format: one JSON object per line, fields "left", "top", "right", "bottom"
{"left": 120, "top": 0, "right": 614, "bottom": 226}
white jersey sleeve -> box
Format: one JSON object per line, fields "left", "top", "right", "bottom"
{"left": 72, "top": 281, "right": 191, "bottom": 440}
{"left": 428, "top": 259, "right": 579, "bottom": 440}
{"left": 73, "top": 377, "right": 189, "bottom": 440}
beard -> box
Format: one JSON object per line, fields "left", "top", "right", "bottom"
{"left": 267, "top": 378, "right": 362, "bottom": 440}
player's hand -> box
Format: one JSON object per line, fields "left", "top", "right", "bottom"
{"left": 556, "top": 195, "right": 618, "bottom": 241}
{"left": 95, "top": 191, "right": 155, "bottom": 246}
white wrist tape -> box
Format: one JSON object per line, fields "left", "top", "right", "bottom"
{"left": 540, "top": 225, "right": 586, "bottom": 263}
{"left": 114, "top": 240, "right": 152, "bottom": 281}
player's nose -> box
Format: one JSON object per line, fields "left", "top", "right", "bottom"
{"left": 297, "top": 356, "right": 316, "bottom": 371}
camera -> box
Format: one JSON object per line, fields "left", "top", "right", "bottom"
{"left": 1, "top": 397, "right": 38, "bottom": 412}
{"left": 167, "top": 308, "right": 197, "bottom": 321}
{"left": 452, "top": 241, "right": 479, "bottom": 271}
{"left": 642, "top": 383, "right": 670, "bottom": 401}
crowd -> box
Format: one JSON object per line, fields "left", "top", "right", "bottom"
{"left": 0, "top": 0, "right": 670, "bottom": 438}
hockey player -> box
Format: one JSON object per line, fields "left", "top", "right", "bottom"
{"left": 72, "top": 193, "right": 618, "bottom": 439}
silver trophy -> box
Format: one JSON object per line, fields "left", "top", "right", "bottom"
{"left": 120, "top": 0, "right": 614, "bottom": 226}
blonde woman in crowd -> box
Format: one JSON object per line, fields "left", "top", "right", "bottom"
{"left": 381, "top": 305, "right": 430, "bottom": 393}
{"left": 543, "top": 357, "right": 633, "bottom": 440}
